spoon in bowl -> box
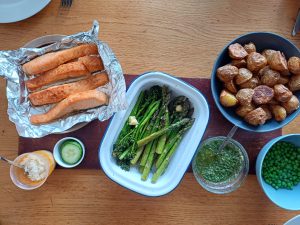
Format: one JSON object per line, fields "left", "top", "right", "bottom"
{"left": 204, "top": 126, "right": 239, "bottom": 164}
{"left": 0, "top": 156, "right": 24, "bottom": 170}
{"left": 218, "top": 125, "right": 238, "bottom": 152}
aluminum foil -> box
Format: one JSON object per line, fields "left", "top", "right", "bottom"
{"left": 0, "top": 21, "right": 127, "bottom": 138}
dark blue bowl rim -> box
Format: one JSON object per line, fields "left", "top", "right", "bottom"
{"left": 211, "top": 32, "right": 300, "bottom": 133}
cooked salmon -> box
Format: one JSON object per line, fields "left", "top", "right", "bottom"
{"left": 78, "top": 55, "right": 104, "bottom": 72}
{"left": 25, "top": 56, "right": 104, "bottom": 91}
{"left": 30, "top": 89, "right": 108, "bottom": 125}
{"left": 28, "top": 72, "right": 109, "bottom": 106}
{"left": 25, "top": 61, "right": 90, "bottom": 91}
{"left": 23, "top": 44, "right": 98, "bottom": 75}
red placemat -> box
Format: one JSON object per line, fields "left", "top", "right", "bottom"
{"left": 18, "top": 75, "right": 282, "bottom": 174}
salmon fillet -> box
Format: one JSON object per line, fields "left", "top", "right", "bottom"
{"left": 25, "top": 56, "right": 104, "bottom": 91}
{"left": 30, "top": 90, "right": 108, "bottom": 125}
{"left": 28, "top": 72, "right": 109, "bottom": 106}
{"left": 23, "top": 44, "right": 98, "bottom": 75}
{"left": 25, "top": 61, "right": 90, "bottom": 91}
{"left": 78, "top": 55, "right": 104, "bottom": 72}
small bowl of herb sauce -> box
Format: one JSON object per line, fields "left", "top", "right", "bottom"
{"left": 192, "top": 136, "right": 249, "bottom": 194}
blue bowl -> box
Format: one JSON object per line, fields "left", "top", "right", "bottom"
{"left": 211, "top": 32, "right": 300, "bottom": 132}
{"left": 256, "top": 134, "right": 300, "bottom": 210}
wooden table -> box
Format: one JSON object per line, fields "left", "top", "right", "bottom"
{"left": 0, "top": 0, "right": 300, "bottom": 224}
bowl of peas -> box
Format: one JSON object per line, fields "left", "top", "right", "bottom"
{"left": 256, "top": 134, "right": 300, "bottom": 210}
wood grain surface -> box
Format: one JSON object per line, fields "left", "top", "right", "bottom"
{"left": 1, "top": 0, "right": 300, "bottom": 224}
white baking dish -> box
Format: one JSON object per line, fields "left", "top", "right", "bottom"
{"left": 99, "top": 71, "right": 209, "bottom": 196}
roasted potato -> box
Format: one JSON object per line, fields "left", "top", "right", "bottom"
{"left": 269, "top": 51, "right": 288, "bottom": 73}
{"left": 244, "top": 42, "right": 256, "bottom": 54}
{"left": 273, "top": 84, "right": 292, "bottom": 102}
{"left": 258, "top": 66, "right": 269, "bottom": 77}
{"left": 239, "top": 76, "right": 260, "bottom": 89}
{"left": 231, "top": 59, "right": 247, "bottom": 68}
{"left": 262, "top": 49, "right": 276, "bottom": 64}
{"left": 224, "top": 80, "right": 238, "bottom": 94}
{"left": 278, "top": 75, "right": 289, "bottom": 85}
{"left": 282, "top": 95, "right": 300, "bottom": 114}
{"left": 289, "top": 74, "right": 300, "bottom": 92}
{"left": 288, "top": 56, "right": 300, "bottom": 74}
{"left": 220, "top": 90, "right": 238, "bottom": 107}
{"left": 260, "top": 105, "right": 272, "bottom": 120}
{"left": 236, "top": 68, "right": 253, "bottom": 85}
{"left": 236, "top": 104, "right": 255, "bottom": 117}
{"left": 260, "top": 68, "right": 280, "bottom": 87}
{"left": 217, "top": 65, "right": 239, "bottom": 82}
{"left": 236, "top": 88, "right": 254, "bottom": 106}
{"left": 270, "top": 105, "right": 287, "bottom": 121}
{"left": 252, "top": 85, "right": 274, "bottom": 105}
{"left": 244, "top": 107, "right": 267, "bottom": 126}
{"left": 228, "top": 43, "right": 248, "bottom": 59}
{"left": 247, "top": 52, "right": 267, "bottom": 72}
{"left": 268, "top": 98, "right": 280, "bottom": 105}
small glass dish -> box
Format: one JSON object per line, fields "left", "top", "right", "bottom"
{"left": 192, "top": 136, "right": 249, "bottom": 194}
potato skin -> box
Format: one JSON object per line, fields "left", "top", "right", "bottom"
{"left": 258, "top": 66, "right": 270, "bottom": 77}
{"left": 288, "top": 56, "right": 300, "bottom": 74}
{"left": 231, "top": 59, "right": 247, "bottom": 68}
{"left": 260, "top": 105, "right": 272, "bottom": 120}
{"left": 236, "top": 104, "right": 255, "bottom": 117}
{"left": 282, "top": 95, "right": 300, "bottom": 114}
{"left": 270, "top": 105, "right": 287, "bottom": 121}
{"left": 224, "top": 80, "right": 238, "bottom": 94}
{"left": 262, "top": 49, "right": 276, "bottom": 64}
{"left": 239, "top": 76, "right": 260, "bottom": 89}
{"left": 244, "top": 107, "right": 267, "bottom": 126}
{"left": 217, "top": 65, "right": 239, "bottom": 82}
{"left": 268, "top": 98, "right": 280, "bottom": 105}
{"left": 236, "top": 68, "right": 253, "bottom": 85}
{"left": 289, "top": 74, "right": 300, "bottom": 92}
{"left": 260, "top": 68, "right": 280, "bottom": 87}
{"left": 273, "top": 84, "right": 292, "bottom": 102}
{"left": 278, "top": 76, "right": 289, "bottom": 85}
{"left": 244, "top": 42, "right": 256, "bottom": 54}
{"left": 228, "top": 43, "right": 248, "bottom": 59}
{"left": 269, "top": 51, "right": 288, "bottom": 73}
{"left": 252, "top": 85, "right": 274, "bottom": 105}
{"left": 247, "top": 52, "right": 267, "bottom": 72}
{"left": 236, "top": 88, "right": 254, "bottom": 106}
{"left": 220, "top": 90, "right": 238, "bottom": 107}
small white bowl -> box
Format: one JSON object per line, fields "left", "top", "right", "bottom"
{"left": 99, "top": 71, "right": 210, "bottom": 196}
{"left": 53, "top": 137, "right": 85, "bottom": 168}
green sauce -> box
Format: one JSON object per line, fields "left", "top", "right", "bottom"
{"left": 195, "top": 139, "right": 243, "bottom": 183}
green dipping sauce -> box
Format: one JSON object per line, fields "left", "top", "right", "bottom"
{"left": 195, "top": 139, "right": 244, "bottom": 183}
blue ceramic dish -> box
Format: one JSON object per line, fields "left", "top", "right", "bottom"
{"left": 211, "top": 32, "right": 300, "bottom": 132}
{"left": 256, "top": 134, "right": 300, "bottom": 210}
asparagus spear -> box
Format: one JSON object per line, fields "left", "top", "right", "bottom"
{"left": 155, "top": 135, "right": 178, "bottom": 168}
{"left": 140, "top": 109, "right": 161, "bottom": 166}
{"left": 116, "top": 100, "right": 160, "bottom": 161}
{"left": 115, "top": 91, "right": 145, "bottom": 146}
{"left": 137, "top": 118, "right": 190, "bottom": 148}
{"left": 130, "top": 146, "right": 144, "bottom": 165}
{"left": 151, "top": 119, "right": 195, "bottom": 183}
{"left": 140, "top": 141, "right": 154, "bottom": 166}
{"left": 141, "top": 139, "right": 158, "bottom": 180}
{"left": 151, "top": 138, "right": 181, "bottom": 183}
{"left": 156, "top": 86, "right": 170, "bottom": 154}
